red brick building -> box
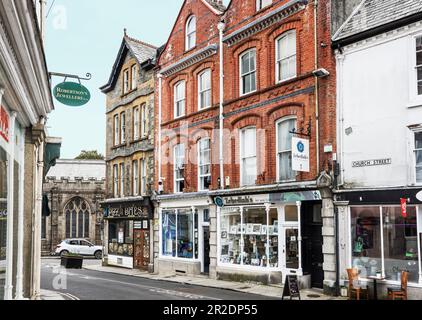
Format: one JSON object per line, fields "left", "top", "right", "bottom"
{"left": 154, "top": 0, "right": 337, "bottom": 294}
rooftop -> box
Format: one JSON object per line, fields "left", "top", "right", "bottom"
{"left": 46, "top": 159, "right": 106, "bottom": 181}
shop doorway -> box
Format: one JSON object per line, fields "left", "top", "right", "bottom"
{"left": 134, "top": 229, "right": 150, "bottom": 270}
{"left": 302, "top": 203, "right": 324, "bottom": 289}
{"left": 203, "top": 226, "right": 210, "bottom": 274}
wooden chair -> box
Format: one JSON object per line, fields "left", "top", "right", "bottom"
{"left": 347, "top": 268, "right": 369, "bottom": 300}
{"left": 388, "top": 271, "right": 408, "bottom": 300}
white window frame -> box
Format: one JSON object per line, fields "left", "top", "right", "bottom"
{"left": 133, "top": 160, "right": 139, "bottom": 196}
{"left": 240, "top": 127, "right": 257, "bottom": 187}
{"left": 174, "top": 81, "right": 186, "bottom": 118}
{"left": 198, "top": 69, "right": 212, "bottom": 110}
{"left": 240, "top": 49, "right": 257, "bottom": 96}
{"left": 133, "top": 107, "right": 140, "bottom": 141}
{"left": 120, "top": 112, "right": 126, "bottom": 144}
{"left": 186, "top": 16, "right": 196, "bottom": 51}
{"left": 276, "top": 30, "right": 297, "bottom": 83}
{"left": 123, "top": 69, "right": 129, "bottom": 94}
{"left": 174, "top": 144, "right": 185, "bottom": 193}
{"left": 409, "top": 33, "right": 422, "bottom": 107}
{"left": 131, "top": 64, "right": 137, "bottom": 91}
{"left": 113, "top": 164, "right": 119, "bottom": 198}
{"left": 114, "top": 114, "right": 119, "bottom": 146}
{"left": 256, "top": 0, "right": 272, "bottom": 11}
{"left": 141, "top": 158, "right": 147, "bottom": 196}
{"left": 141, "top": 103, "right": 147, "bottom": 138}
{"left": 120, "top": 163, "right": 125, "bottom": 197}
{"left": 414, "top": 130, "right": 422, "bottom": 185}
{"left": 198, "top": 138, "right": 211, "bottom": 191}
{"left": 276, "top": 117, "right": 297, "bottom": 182}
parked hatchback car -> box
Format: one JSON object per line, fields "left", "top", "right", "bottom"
{"left": 55, "top": 239, "right": 103, "bottom": 259}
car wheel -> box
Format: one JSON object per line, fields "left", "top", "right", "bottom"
{"left": 60, "top": 250, "right": 69, "bottom": 257}
{"left": 94, "top": 251, "right": 102, "bottom": 260}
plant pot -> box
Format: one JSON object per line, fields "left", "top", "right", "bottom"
{"left": 61, "top": 255, "right": 83, "bottom": 269}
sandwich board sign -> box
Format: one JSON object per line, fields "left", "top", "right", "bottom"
{"left": 282, "top": 275, "right": 301, "bottom": 300}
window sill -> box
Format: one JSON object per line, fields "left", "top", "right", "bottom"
{"left": 131, "top": 137, "right": 149, "bottom": 144}
{"left": 111, "top": 143, "right": 127, "bottom": 150}
{"left": 276, "top": 75, "right": 298, "bottom": 85}
{"left": 407, "top": 100, "right": 422, "bottom": 109}
{"left": 121, "top": 88, "right": 137, "bottom": 98}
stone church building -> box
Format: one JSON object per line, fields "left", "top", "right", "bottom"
{"left": 42, "top": 159, "right": 106, "bottom": 255}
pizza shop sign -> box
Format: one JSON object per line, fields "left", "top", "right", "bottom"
{"left": 107, "top": 205, "right": 149, "bottom": 219}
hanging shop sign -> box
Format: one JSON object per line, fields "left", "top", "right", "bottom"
{"left": 352, "top": 158, "right": 392, "bottom": 168}
{"left": 292, "top": 137, "right": 310, "bottom": 172}
{"left": 53, "top": 81, "right": 91, "bottom": 107}
{"left": 0, "top": 106, "right": 9, "bottom": 142}
{"left": 417, "top": 191, "right": 422, "bottom": 202}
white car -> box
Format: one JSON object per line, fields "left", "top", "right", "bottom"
{"left": 55, "top": 239, "right": 103, "bottom": 259}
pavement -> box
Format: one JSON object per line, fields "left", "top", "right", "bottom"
{"left": 80, "top": 261, "right": 344, "bottom": 300}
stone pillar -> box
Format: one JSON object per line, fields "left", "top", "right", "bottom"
{"left": 334, "top": 201, "right": 350, "bottom": 285}
{"left": 321, "top": 188, "right": 336, "bottom": 295}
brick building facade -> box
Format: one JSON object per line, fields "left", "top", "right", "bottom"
{"left": 154, "top": 0, "right": 338, "bottom": 294}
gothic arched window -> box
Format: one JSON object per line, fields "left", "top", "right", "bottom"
{"left": 64, "top": 197, "right": 90, "bottom": 239}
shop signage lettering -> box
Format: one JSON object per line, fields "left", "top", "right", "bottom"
{"left": 53, "top": 82, "right": 91, "bottom": 107}
{"left": 220, "top": 191, "right": 322, "bottom": 206}
{"left": 223, "top": 195, "right": 270, "bottom": 206}
{"left": 352, "top": 158, "right": 392, "bottom": 168}
{"left": 0, "top": 209, "right": 7, "bottom": 218}
{"left": 108, "top": 205, "right": 148, "bottom": 219}
{"left": 0, "top": 106, "right": 9, "bottom": 143}
{"left": 292, "top": 137, "right": 310, "bottom": 172}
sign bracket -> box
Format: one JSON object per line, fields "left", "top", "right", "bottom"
{"left": 49, "top": 72, "right": 92, "bottom": 83}
{"left": 289, "top": 117, "right": 312, "bottom": 138}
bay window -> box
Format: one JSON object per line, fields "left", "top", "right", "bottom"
{"left": 415, "top": 132, "right": 422, "bottom": 184}
{"left": 174, "top": 81, "right": 186, "bottom": 118}
{"left": 174, "top": 144, "right": 185, "bottom": 193}
{"left": 277, "top": 118, "right": 296, "bottom": 181}
{"left": 186, "top": 16, "right": 196, "bottom": 51}
{"left": 276, "top": 30, "right": 297, "bottom": 82}
{"left": 240, "top": 127, "right": 257, "bottom": 186}
{"left": 198, "top": 138, "right": 211, "bottom": 191}
{"left": 132, "top": 160, "right": 139, "bottom": 196}
{"left": 351, "top": 206, "right": 421, "bottom": 284}
{"left": 162, "top": 209, "right": 198, "bottom": 259}
{"left": 199, "top": 69, "right": 211, "bottom": 110}
{"left": 240, "top": 49, "right": 257, "bottom": 95}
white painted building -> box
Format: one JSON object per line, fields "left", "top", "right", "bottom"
{"left": 333, "top": 0, "right": 422, "bottom": 299}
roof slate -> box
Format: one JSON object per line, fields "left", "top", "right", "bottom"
{"left": 125, "top": 36, "right": 157, "bottom": 65}
{"left": 333, "top": 0, "right": 422, "bottom": 41}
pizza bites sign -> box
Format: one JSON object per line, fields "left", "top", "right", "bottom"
{"left": 0, "top": 106, "right": 9, "bottom": 143}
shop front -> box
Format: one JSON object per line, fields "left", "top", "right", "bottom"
{"left": 214, "top": 191, "right": 325, "bottom": 287}
{"left": 103, "top": 198, "right": 153, "bottom": 270}
{"left": 336, "top": 188, "right": 422, "bottom": 299}
{"left": 156, "top": 195, "right": 212, "bottom": 276}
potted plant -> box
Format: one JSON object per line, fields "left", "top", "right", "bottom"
{"left": 61, "top": 253, "right": 83, "bottom": 269}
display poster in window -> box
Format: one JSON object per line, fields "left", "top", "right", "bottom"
{"left": 118, "top": 229, "right": 124, "bottom": 244}
{"left": 292, "top": 137, "right": 310, "bottom": 172}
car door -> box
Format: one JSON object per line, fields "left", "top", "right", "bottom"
{"left": 79, "top": 240, "right": 94, "bottom": 255}
{"left": 68, "top": 240, "right": 81, "bottom": 254}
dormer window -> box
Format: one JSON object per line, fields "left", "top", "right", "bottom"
{"left": 257, "top": 0, "right": 272, "bottom": 11}
{"left": 186, "top": 16, "right": 196, "bottom": 51}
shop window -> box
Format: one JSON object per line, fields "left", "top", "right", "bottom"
{"left": 243, "top": 208, "right": 268, "bottom": 267}
{"left": 162, "top": 209, "right": 198, "bottom": 260}
{"left": 415, "top": 132, "right": 422, "bottom": 184}
{"left": 186, "top": 16, "right": 196, "bottom": 51}
{"left": 174, "top": 81, "right": 186, "bottom": 119}
{"left": 383, "top": 207, "right": 419, "bottom": 283}
{"left": 133, "top": 107, "right": 140, "bottom": 141}
{"left": 198, "top": 69, "right": 211, "bottom": 110}
{"left": 240, "top": 127, "right": 257, "bottom": 186}
{"left": 276, "top": 30, "right": 297, "bottom": 83}
{"left": 240, "top": 49, "right": 257, "bottom": 95}
{"left": 416, "top": 36, "right": 422, "bottom": 95}
{"left": 64, "top": 197, "right": 90, "bottom": 239}
{"left": 285, "top": 205, "right": 298, "bottom": 222}
{"left": 174, "top": 144, "right": 185, "bottom": 193}
{"left": 108, "top": 220, "right": 134, "bottom": 257}
{"left": 203, "top": 209, "right": 210, "bottom": 223}
{"left": 198, "top": 138, "right": 211, "bottom": 191}
{"left": 277, "top": 118, "right": 296, "bottom": 181}
{"left": 256, "top": 0, "right": 272, "bottom": 10}
{"left": 269, "top": 209, "right": 279, "bottom": 268}
{"left": 114, "top": 115, "right": 119, "bottom": 146}
{"left": 220, "top": 207, "right": 242, "bottom": 265}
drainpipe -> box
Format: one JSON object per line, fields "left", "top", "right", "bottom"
{"left": 157, "top": 74, "right": 163, "bottom": 191}
{"left": 15, "top": 124, "right": 25, "bottom": 300}
{"left": 314, "top": 0, "right": 320, "bottom": 173}
{"left": 4, "top": 111, "right": 16, "bottom": 300}
{"left": 217, "top": 21, "right": 226, "bottom": 189}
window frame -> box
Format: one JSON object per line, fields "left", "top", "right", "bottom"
{"left": 174, "top": 144, "right": 185, "bottom": 193}
{"left": 239, "top": 49, "right": 257, "bottom": 96}
{"left": 120, "top": 112, "right": 126, "bottom": 144}
{"left": 409, "top": 33, "right": 422, "bottom": 106}
{"left": 123, "top": 69, "right": 130, "bottom": 94}
{"left": 198, "top": 138, "right": 212, "bottom": 191}
{"left": 141, "top": 103, "right": 148, "bottom": 138}
{"left": 174, "top": 81, "right": 186, "bottom": 119}
{"left": 275, "top": 30, "right": 297, "bottom": 83}
{"left": 133, "top": 106, "right": 140, "bottom": 141}
{"left": 131, "top": 64, "right": 137, "bottom": 91}
{"left": 198, "top": 69, "right": 212, "bottom": 110}
{"left": 276, "top": 117, "right": 297, "bottom": 183}
{"left": 240, "top": 126, "right": 257, "bottom": 187}
{"left": 133, "top": 160, "right": 139, "bottom": 196}
{"left": 186, "top": 15, "right": 197, "bottom": 51}
{"left": 414, "top": 130, "right": 422, "bottom": 185}
{"left": 114, "top": 114, "right": 120, "bottom": 146}
{"left": 113, "top": 164, "right": 119, "bottom": 198}
{"left": 256, "top": 0, "right": 272, "bottom": 11}
{"left": 120, "top": 163, "right": 125, "bottom": 197}
{"left": 141, "top": 158, "right": 147, "bottom": 196}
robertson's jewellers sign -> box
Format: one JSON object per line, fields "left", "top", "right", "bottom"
{"left": 0, "top": 106, "right": 9, "bottom": 143}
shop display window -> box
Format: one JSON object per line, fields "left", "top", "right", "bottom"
{"left": 108, "top": 220, "right": 134, "bottom": 257}
{"left": 220, "top": 208, "right": 242, "bottom": 265}
{"left": 177, "top": 210, "right": 194, "bottom": 258}
{"left": 162, "top": 210, "right": 176, "bottom": 257}
{"left": 243, "top": 208, "right": 267, "bottom": 267}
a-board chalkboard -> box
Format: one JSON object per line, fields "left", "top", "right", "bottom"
{"left": 282, "top": 275, "right": 301, "bottom": 300}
